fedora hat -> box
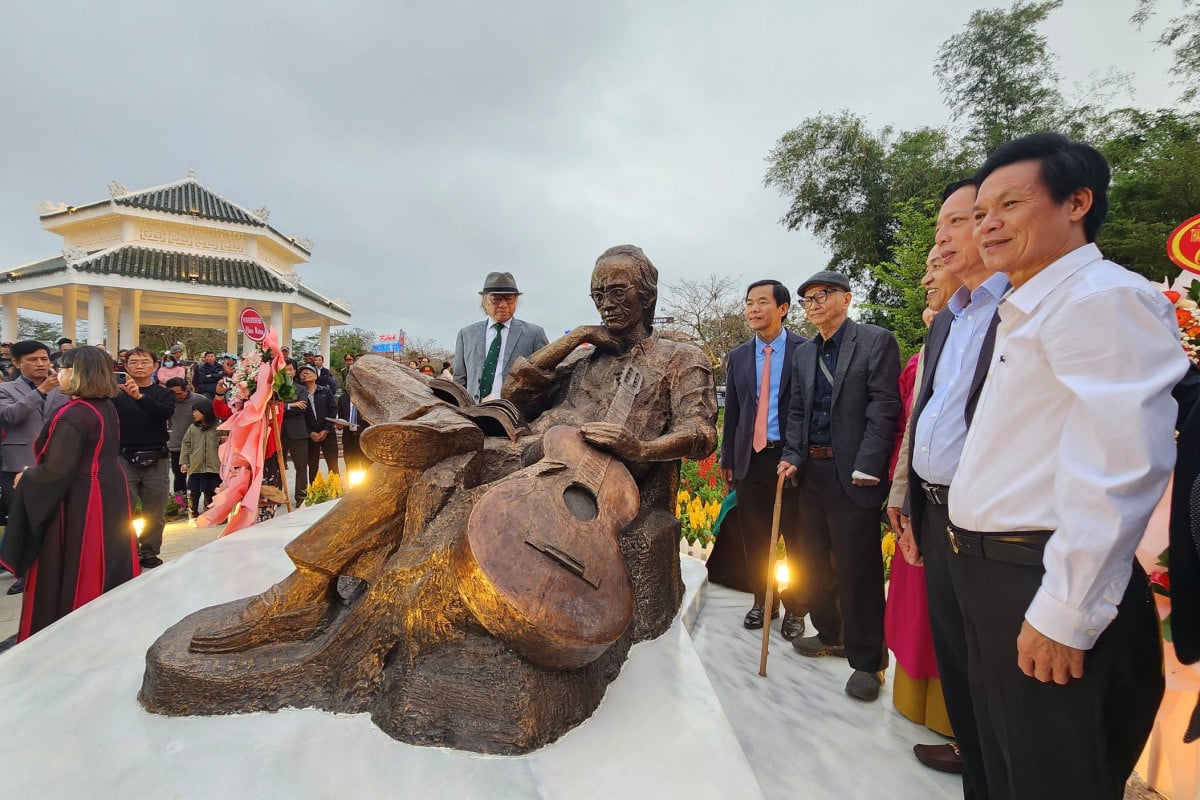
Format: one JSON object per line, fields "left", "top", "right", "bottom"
{"left": 479, "top": 271, "right": 522, "bottom": 295}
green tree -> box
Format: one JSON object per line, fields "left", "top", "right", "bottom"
{"left": 862, "top": 200, "right": 939, "bottom": 362}
{"left": 1097, "top": 108, "right": 1200, "bottom": 283}
{"left": 1133, "top": 0, "right": 1200, "bottom": 103}
{"left": 139, "top": 326, "right": 230, "bottom": 359}
{"left": 934, "top": 1, "right": 1066, "bottom": 155}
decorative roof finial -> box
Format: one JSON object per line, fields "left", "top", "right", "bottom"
{"left": 252, "top": 206, "right": 271, "bottom": 222}
{"left": 108, "top": 180, "right": 129, "bottom": 198}
{"left": 62, "top": 246, "right": 87, "bottom": 266}
{"left": 186, "top": 166, "right": 197, "bottom": 180}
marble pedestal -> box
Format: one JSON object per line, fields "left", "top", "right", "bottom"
{"left": 0, "top": 502, "right": 962, "bottom": 799}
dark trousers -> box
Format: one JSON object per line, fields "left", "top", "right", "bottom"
{"left": 125, "top": 457, "right": 170, "bottom": 558}
{"left": 793, "top": 458, "right": 886, "bottom": 671}
{"left": 281, "top": 436, "right": 310, "bottom": 504}
{"left": 186, "top": 473, "right": 222, "bottom": 515}
{"left": 917, "top": 501, "right": 987, "bottom": 800}
{"left": 169, "top": 449, "right": 186, "bottom": 494}
{"left": 0, "top": 470, "right": 15, "bottom": 528}
{"left": 957, "top": 552, "right": 1163, "bottom": 800}
{"left": 307, "top": 434, "right": 340, "bottom": 483}
{"left": 735, "top": 448, "right": 807, "bottom": 614}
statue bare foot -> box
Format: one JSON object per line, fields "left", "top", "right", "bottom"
{"left": 189, "top": 570, "right": 334, "bottom": 654}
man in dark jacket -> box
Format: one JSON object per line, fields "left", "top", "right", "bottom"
{"left": 779, "top": 270, "right": 901, "bottom": 702}
{"left": 279, "top": 362, "right": 314, "bottom": 506}
{"left": 192, "top": 352, "right": 225, "bottom": 398}
{"left": 298, "top": 364, "right": 338, "bottom": 482}
{"left": 114, "top": 347, "right": 176, "bottom": 568}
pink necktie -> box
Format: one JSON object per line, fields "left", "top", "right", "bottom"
{"left": 753, "top": 345, "right": 772, "bottom": 452}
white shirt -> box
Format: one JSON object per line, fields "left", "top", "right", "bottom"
{"left": 482, "top": 318, "right": 511, "bottom": 400}
{"left": 950, "top": 243, "right": 1188, "bottom": 650}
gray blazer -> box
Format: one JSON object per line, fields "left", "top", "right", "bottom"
{"left": 780, "top": 319, "right": 901, "bottom": 509}
{"left": 453, "top": 317, "right": 549, "bottom": 402}
{"left": 0, "top": 380, "right": 68, "bottom": 472}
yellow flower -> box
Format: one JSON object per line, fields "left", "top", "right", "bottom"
{"left": 881, "top": 532, "right": 896, "bottom": 558}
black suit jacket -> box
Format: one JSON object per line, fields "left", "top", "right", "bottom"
{"left": 781, "top": 319, "right": 901, "bottom": 509}
{"left": 903, "top": 307, "right": 1000, "bottom": 538}
{"left": 281, "top": 384, "right": 314, "bottom": 441}
{"left": 720, "top": 330, "right": 806, "bottom": 481}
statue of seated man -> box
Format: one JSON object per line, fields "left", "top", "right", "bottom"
{"left": 188, "top": 244, "right": 717, "bottom": 660}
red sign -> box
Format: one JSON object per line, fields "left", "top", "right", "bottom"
{"left": 239, "top": 307, "right": 267, "bottom": 343}
{"left": 1167, "top": 213, "right": 1200, "bottom": 276}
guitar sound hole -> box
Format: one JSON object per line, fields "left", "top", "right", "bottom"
{"left": 563, "top": 484, "right": 598, "bottom": 522}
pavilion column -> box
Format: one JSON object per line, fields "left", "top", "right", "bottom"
{"left": 118, "top": 289, "right": 142, "bottom": 349}
{"left": 225, "top": 299, "right": 238, "bottom": 356}
{"left": 104, "top": 299, "right": 118, "bottom": 351}
{"left": 281, "top": 304, "right": 293, "bottom": 350}
{"left": 270, "top": 303, "right": 283, "bottom": 341}
{"left": 320, "top": 320, "right": 330, "bottom": 363}
{"left": 61, "top": 284, "right": 78, "bottom": 344}
{"left": 2, "top": 294, "right": 18, "bottom": 342}
{"left": 87, "top": 287, "right": 105, "bottom": 345}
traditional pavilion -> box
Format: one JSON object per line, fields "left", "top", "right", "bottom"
{"left": 1, "top": 169, "right": 350, "bottom": 358}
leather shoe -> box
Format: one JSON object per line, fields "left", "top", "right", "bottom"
{"left": 913, "top": 743, "right": 963, "bottom": 774}
{"left": 6, "top": 577, "right": 25, "bottom": 595}
{"left": 791, "top": 634, "right": 845, "bottom": 658}
{"left": 742, "top": 604, "right": 781, "bottom": 629}
{"left": 845, "top": 669, "right": 884, "bottom": 702}
{"left": 140, "top": 555, "right": 164, "bottom": 569}
{"left": 780, "top": 611, "right": 805, "bottom": 641}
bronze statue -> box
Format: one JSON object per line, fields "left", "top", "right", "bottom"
{"left": 139, "top": 245, "right": 717, "bottom": 754}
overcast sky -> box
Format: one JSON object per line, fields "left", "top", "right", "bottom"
{"left": 0, "top": 0, "right": 1186, "bottom": 348}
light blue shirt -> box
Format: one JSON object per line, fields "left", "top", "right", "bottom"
{"left": 911, "top": 272, "right": 1011, "bottom": 485}
{"left": 754, "top": 328, "right": 788, "bottom": 442}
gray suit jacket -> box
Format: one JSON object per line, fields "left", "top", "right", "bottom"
{"left": 0, "top": 380, "right": 68, "bottom": 472}
{"left": 453, "top": 317, "right": 549, "bottom": 402}
{"left": 780, "top": 319, "right": 901, "bottom": 509}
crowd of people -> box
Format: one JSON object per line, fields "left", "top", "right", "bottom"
{"left": 0, "top": 334, "right": 434, "bottom": 642}
{"left": 713, "top": 133, "right": 1196, "bottom": 800}
{"left": 0, "top": 132, "right": 1194, "bottom": 798}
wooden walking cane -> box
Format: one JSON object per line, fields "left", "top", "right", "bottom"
{"left": 759, "top": 472, "right": 787, "bottom": 677}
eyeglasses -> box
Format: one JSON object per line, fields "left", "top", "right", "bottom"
{"left": 487, "top": 293, "right": 518, "bottom": 305}
{"left": 799, "top": 289, "right": 844, "bottom": 309}
{"left": 589, "top": 286, "right": 632, "bottom": 305}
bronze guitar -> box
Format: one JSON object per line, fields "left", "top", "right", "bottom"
{"left": 454, "top": 365, "right": 643, "bottom": 670}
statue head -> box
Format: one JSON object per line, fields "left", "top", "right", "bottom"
{"left": 591, "top": 245, "right": 658, "bottom": 338}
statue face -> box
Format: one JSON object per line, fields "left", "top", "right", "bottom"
{"left": 590, "top": 260, "right": 643, "bottom": 336}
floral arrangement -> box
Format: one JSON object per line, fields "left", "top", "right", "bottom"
{"left": 164, "top": 491, "right": 190, "bottom": 521}
{"left": 304, "top": 471, "right": 343, "bottom": 506}
{"left": 226, "top": 343, "right": 296, "bottom": 410}
{"left": 1150, "top": 547, "right": 1172, "bottom": 642}
{"left": 1165, "top": 283, "right": 1200, "bottom": 366}
{"left": 881, "top": 526, "right": 897, "bottom": 582}
{"left": 676, "top": 453, "right": 726, "bottom": 547}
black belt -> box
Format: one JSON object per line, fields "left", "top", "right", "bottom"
{"left": 921, "top": 482, "right": 950, "bottom": 505}
{"left": 760, "top": 440, "right": 780, "bottom": 450}
{"left": 947, "top": 524, "right": 1052, "bottom": 567}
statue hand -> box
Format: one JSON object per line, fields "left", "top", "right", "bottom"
{"left": 580, "top": 422, "right": 643, "bottom": 461}
{"left": 574, "top": 325, "right": 622, "bottom": 354}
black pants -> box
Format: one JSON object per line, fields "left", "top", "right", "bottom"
{"left": 307, "top": 434, "right": 340, "bottom": 483}
{"left": 735, "top": 448, "right": 807, "bottom": 614}
{"left": 281, "top": 436, "right": 310, "bottom": 504}
{"left": 169, "top": 449, "right": 187, "bottom": 494}
{"left": 917, "top": 501, "right": 987, "bottom": 800}
{"left": 957, "top": 552, "right": 1163, "bottom": 800}
{"left": 125, "top": 457, "right": 170, "bottom": 558}
{"left": 0, "top": 470, "right": 16, "bottom": 528}
{"left": 793, "top": 458, "right": 886, "bottom": 671}
{"left": 186, "top": 473, "right": 222, "bottom": 515}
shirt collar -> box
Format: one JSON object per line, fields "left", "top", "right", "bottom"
{"left": 489, "top": 318, "right": 511, "bottom": 330}
{"left": 815, "top": 318, "right": 848, "bottom": 348}
{"left": 755, "top": 328, "right": 788, "bottom": 355}
{"left": 1005, "top": 242, "right": 1103, "bottom": 316}
{"left": 947, "top": 271, "right": 1012, "bottom": 315}
{"left": 21, "top": 376, "right": 38, "bottom": 392}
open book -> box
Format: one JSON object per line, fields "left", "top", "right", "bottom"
{"left": 427, "top": 378, "right": 530, "bottom": 441}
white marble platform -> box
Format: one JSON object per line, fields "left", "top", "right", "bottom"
{"left": 0, "top": 502, "right": 961, "bottom": 799}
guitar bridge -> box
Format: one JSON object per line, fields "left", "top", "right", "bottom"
{"left": 524, "top": 536, "right": 601, "bottom": 589}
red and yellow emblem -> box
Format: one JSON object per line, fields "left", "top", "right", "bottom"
{"left": 1167, "top": 213, "right": 1200, "bottom": 275}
